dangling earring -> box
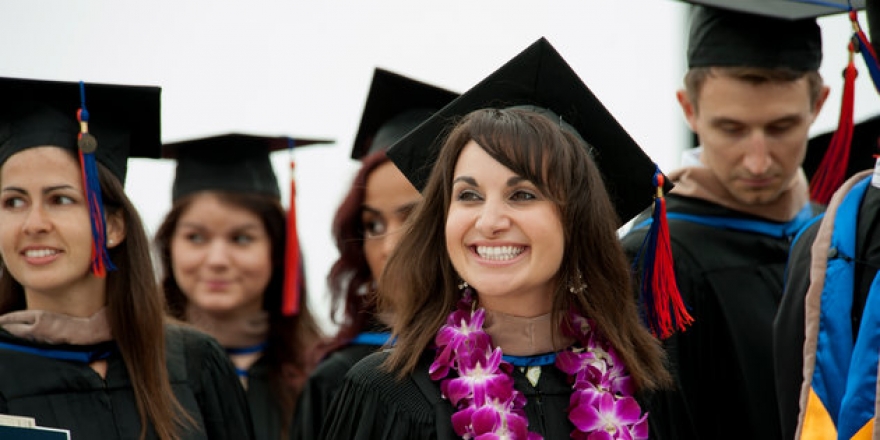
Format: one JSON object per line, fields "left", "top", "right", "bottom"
{"left": 569, "top": 270, "right": 587, "bottom": 295}
{"left": 458, "top": 280, "right": 469, "bottom": 291}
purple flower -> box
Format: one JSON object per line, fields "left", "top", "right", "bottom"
{"left": 451, "top": 406, "right": 477, "bottom": 437}
{"left": 431, "top": 308, "right": 492, "bottom": 380}
{"left": 433, "top": 295, "right": 647, "bottom": 440}
{"left": 444, "top": 348, "right": 516, "bottom": 407}
{"left": 569, "top": 393, "right": 644, "bottom": 440}
{"left": 556, "top": 349, "right": 601, "bottom": 376}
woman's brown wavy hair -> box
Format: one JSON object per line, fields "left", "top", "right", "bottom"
{"left": 380, "top": 108, "right": 670, "bottom": 392}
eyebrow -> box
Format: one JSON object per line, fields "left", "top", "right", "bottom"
{"left": 362, "top": 201, "right": 419, "bottom": 217}
{"left": 177, "top": 221, "right": 262, "bottom": 231}
{"left": 396, "top": 201, "right": 419, "bottom": 215}
{"left": 360, "top": 206, "right": 382, "bottom": 216}
{"left": 710, "top": 113, "right": 804, "bottom": 127}
{"left": 1, "top": 184, "right": 77, "bottom": 194}
{"left": 452, "top": 175, "right": 528, "bottom": 187}
{"left": 452, "top": 176, "right": 477, "bottom": 186}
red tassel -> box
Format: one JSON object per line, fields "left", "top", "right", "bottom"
{"left": 640, "top": 171, "right": 693, "bottom": 339}
{"left": 810, "top": 42, "right": 857, "bottom": 205}
{"left": 282, "top": 160, "right": 301, "bottom": 316}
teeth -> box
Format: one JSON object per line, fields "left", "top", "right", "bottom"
{"left": 476, "top": 245, "right": 525, "bottom": 261}
{"left": 25, "top": 249, "right": 58, "bottom": 258}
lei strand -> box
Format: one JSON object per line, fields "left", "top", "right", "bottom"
{"left": 429, "top": 288, "right": 648, "bottom": 440}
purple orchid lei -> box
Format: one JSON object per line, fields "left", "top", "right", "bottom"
{"left": 429, "top": 288, "right": 648, "bottom": 440}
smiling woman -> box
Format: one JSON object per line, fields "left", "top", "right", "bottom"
{"left": 0, "top": 147, "right": 117, "bottom": 317}
{"left": 154, "top": 134, "right": 326, "bottom": 440}
{"left": 445, "top": 141, "right": 565, "bottom": 317}
{"left": 320, "top": 38, "right": 673, "bottom": 440}
{"left": 0, "top": 78, "right": 254, "bottom": 440}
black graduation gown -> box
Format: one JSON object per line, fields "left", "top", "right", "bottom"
{"left": 622, "top": 194, "right": 802, "bottom": 440}
{"left": 0, "top": 323, "right": 255, "bottom": 440}
{"left": 292, "top": 343, "right": 380, "bottom": 440}
{"left": 320, "top": 350, "right": 574, "bottom": 440}
{"left": 773, "top": 185, "right": 880, "bottom": 439}
{"left": 244, "top": 355, "right": 292, "bottom": 440}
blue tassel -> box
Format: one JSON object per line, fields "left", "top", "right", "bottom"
{"left": 77, "top": 82, "right": 115, "bottom": 277}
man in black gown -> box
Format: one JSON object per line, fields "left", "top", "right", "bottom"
{"left": 621, "top": 4, "right": 833, "bottom": 439}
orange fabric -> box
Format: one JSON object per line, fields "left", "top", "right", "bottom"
{"left": 853, "top": 419, "right": 875, "bottom": 440}
{"left": 801, "top": 388, "right": 836, "bottom": 440}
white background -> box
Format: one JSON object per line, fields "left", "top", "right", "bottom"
{"left": 1, "top": 1, "right": 877, "bottom": 332}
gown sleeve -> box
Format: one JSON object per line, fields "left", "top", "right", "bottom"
{"left": 291, "top": 346, "right": 375, "bottom": 440}
{"left": 319, "top": 351, "right": 438, "bottom": 440}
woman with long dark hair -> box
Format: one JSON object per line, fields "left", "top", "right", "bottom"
{"left": 321, "top": 39, "right": 672, "bottom": 440}
{"left": 0, "top": 78, "right": 253, "bottom": 440}
{"left": 154, "top": 134, "right": 325, "bottom": 440}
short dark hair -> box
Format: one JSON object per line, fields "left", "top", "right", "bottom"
{"left": 684, "top": 66, "right": 824, "bottom": 111}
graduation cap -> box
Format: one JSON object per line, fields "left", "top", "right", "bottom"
{"left": 163, "top": 133, "right": 331, "bottom": 316}
{"left": 386, "top": 37, "right": 691, "bottom": 337}
{"left": 0, "top": 77, "right": 161, "bottom": 278}
{"left": 163, "top": 133, "right": 330, "bottom": 201}
{"left": 686, "top": 3, "right": 824, "bottom": 70}
{"left": 680, "top": 0, "right": 864, "bottom": 21}
{"left": 351, "top": 68, "right": 459, "bottom": 160}
{"left": 386, "top": 37, "right": 671, "bottom": 225}
{"left": 805, "top": 115, "right": 880, "bottom": 185}
{"left": 0, "top": 77, "right": 161, "bottom": 183}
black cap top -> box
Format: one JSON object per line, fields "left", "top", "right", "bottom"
{"left": 679, "top": 0, "right": 864, "bottom": 20}
{"left": 163, "top": 133, "right": 331, "bottom": 201}
{"left": 687, "top": 5, "right": 823, "bottom": 70}
{"left": 803, "top": 115, "right": 880, "bottom": 182}
{"left": 351, "top": 68, "right": 459, "bottom": 160}
{"left": 385, "top": 37, "right": 671, "bottom": 225}
{"left": 0, "top": 77, "right": 161, "bottom": 183}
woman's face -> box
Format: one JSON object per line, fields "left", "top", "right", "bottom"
{"left": 0, "top": 147, "right": 122, "bottom": 307}
{"left": 445, "top": 141, "right": 564, "bottom": 317}
{"left": 170, "top": 193, "right": 272, "bottom": 317}
{"left": 361, "top": 161, "right": 421, "bottom": 282}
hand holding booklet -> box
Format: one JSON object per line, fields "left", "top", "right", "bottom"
{"left": 0, "top": 414, "right": 71, "bottom": 439}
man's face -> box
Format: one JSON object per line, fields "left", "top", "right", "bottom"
{"left": 678, "top": 74, "right": 828, "bottom": 205}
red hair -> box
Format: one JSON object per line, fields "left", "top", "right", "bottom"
{"left": 326, "top": 150, "right": 390, "bottom": 345}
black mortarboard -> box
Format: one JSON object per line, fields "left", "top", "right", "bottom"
{"left": 0, "top": 77, "right": 161, "bottom": 183}
{"left": 351, "top": 68, "right": 458, "bottom": 160}
{"left": 686, "top": 4, "right": 823, "bottom": 70}
{"left": 804, "top": 115, "right": 880, "bottom": 181}
{"left": 163, "top": 133, "right": 330, "bottom": 201}
{"left": 681, "top": 0, "right": 864, "bottom": 20}
{"left": 385, "top": 37, "right": 671, "bottom": 225}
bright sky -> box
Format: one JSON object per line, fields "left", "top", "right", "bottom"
{"left": 1, "top": 0, "right": 877, "bottom": 332}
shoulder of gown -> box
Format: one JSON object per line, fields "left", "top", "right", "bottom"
{"left": 319, "top": 350, "right": 440, "bottom": 440}
{"left": 292, "top": 343, "right": 379, "bottom": 440}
